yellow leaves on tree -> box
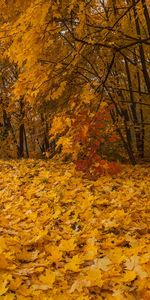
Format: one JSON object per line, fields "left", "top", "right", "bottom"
{"left": 50, "top": 115, "right": 71, "bottom": 137}
{"left": 80, "top": 84, "right": 95, "bottom": 104}
{"left": 57, "top": 136, "right": 73, "bottom": 154}
{"left": 51, "top": 81, "right": 67, "bottom": 100}
{"left": 76, "top": 3, "right": 86, "bottom": 38}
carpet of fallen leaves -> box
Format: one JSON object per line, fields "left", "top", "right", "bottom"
{"left": 0, "top": 159, "right": 150, "bottom": 300}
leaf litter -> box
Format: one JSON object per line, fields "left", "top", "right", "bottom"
{"left": 0, "top": 159, "right": 150, "bottom": 300}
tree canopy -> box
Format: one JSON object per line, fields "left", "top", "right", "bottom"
{"left": 0, "top": 0, "right": 150, "bottom": 171}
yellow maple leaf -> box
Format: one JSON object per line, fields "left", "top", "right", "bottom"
{"left": 134, "top": 265, "right": 148, "bottom": 279}
{"left": 17, "top": 283, "right": 33, "bottom": 296}
{"left": 84, "top": 244, "right": 98, "bottom": 260}
{"left": 85, "top": 267, "right": 103, "bottom": 287}
{"left": 39, "top": 269, "right": 56, "bottom": 287}
{"left": 0, "top": 253, "right": 9, "bottom": 269}
{"left": 122, "top": 270, "right": 137, "bottom": 282}
{"left": 125, "top": 255, "right": 148, "bottom": 279}
{"left": 16, "top": 250, "right": 39, "bottom": 263}
{"left": 69, "top": 279, "right": 91, "bottom": 293}
{"left": 140, "top": 253, "right": 150, "bottom": 264}
{"left": 0, "top": 280, "right": 9, "bottom": 296}
{"left": 59, "top": 238, "right": 76, "bottom": 252}
{"left": 45, "top": 245, "right": 62, "bottom": 262}
{"left": 94, "top": 256, "right": 112, "bottom": 271}
{"left": 3, "top": 293, "right": 15, "bottom": 300}
{"left": 65, "top": 255, "right": 81, "bottom": 272}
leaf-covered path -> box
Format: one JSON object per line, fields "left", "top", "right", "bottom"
{"left": 0, "top": 160, "right": 150, "bottom": 300}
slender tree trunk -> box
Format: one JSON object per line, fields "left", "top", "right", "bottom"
{"left": 18, "top": 98, "right": 25, "bottom": 158}
{"left": 18, "top": 123, "right": 24, "bottom": 158}
{"left": 141, "top": 0, "right": 150, "bottom": 35}
{"left": 137, "top": 71, "right": 145, "bottom": 158}
{"left": 132, "top": 0, "right": 150, "bottom": 94}
{"left": 124, "top": 57, "right": 145, "bottom": 158}
{"left": 110, "top": 110, "right": 136, "bottom": 165}
{"left": 2, "top": 108, "right": 19, "bottom": 156}
{"left": 24, "top": 126, "right": 29, "bottom": 158}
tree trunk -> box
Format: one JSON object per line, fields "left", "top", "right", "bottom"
{"left": 18, "top": 123, "right": 24, "bottom": 158}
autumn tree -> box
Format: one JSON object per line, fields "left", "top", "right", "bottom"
{"left": 0, "top": 0, "right": 149, "bottom": 167}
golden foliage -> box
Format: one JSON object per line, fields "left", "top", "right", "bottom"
{"left": 0, "top": 160, "right": 149, "bottom": 299}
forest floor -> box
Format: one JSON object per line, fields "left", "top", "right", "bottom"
{"left": 0, "top": 159, "right": 150, "bottom": 300}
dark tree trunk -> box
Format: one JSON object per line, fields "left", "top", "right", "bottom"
{"left": 133, "top": 0, "right": 150, "bottom": 94}
{"left": 24, "top": 126, "right": 29, "bottom": 158}
{"left": 141, "top": 0, "right": 150, "bottom": 36}
{"left": 18, "top": 123, "right": 24, "bottom": 158}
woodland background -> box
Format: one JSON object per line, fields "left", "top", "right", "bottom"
{"left": 0, "top": 0, "right": 150, "bottom": 171}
